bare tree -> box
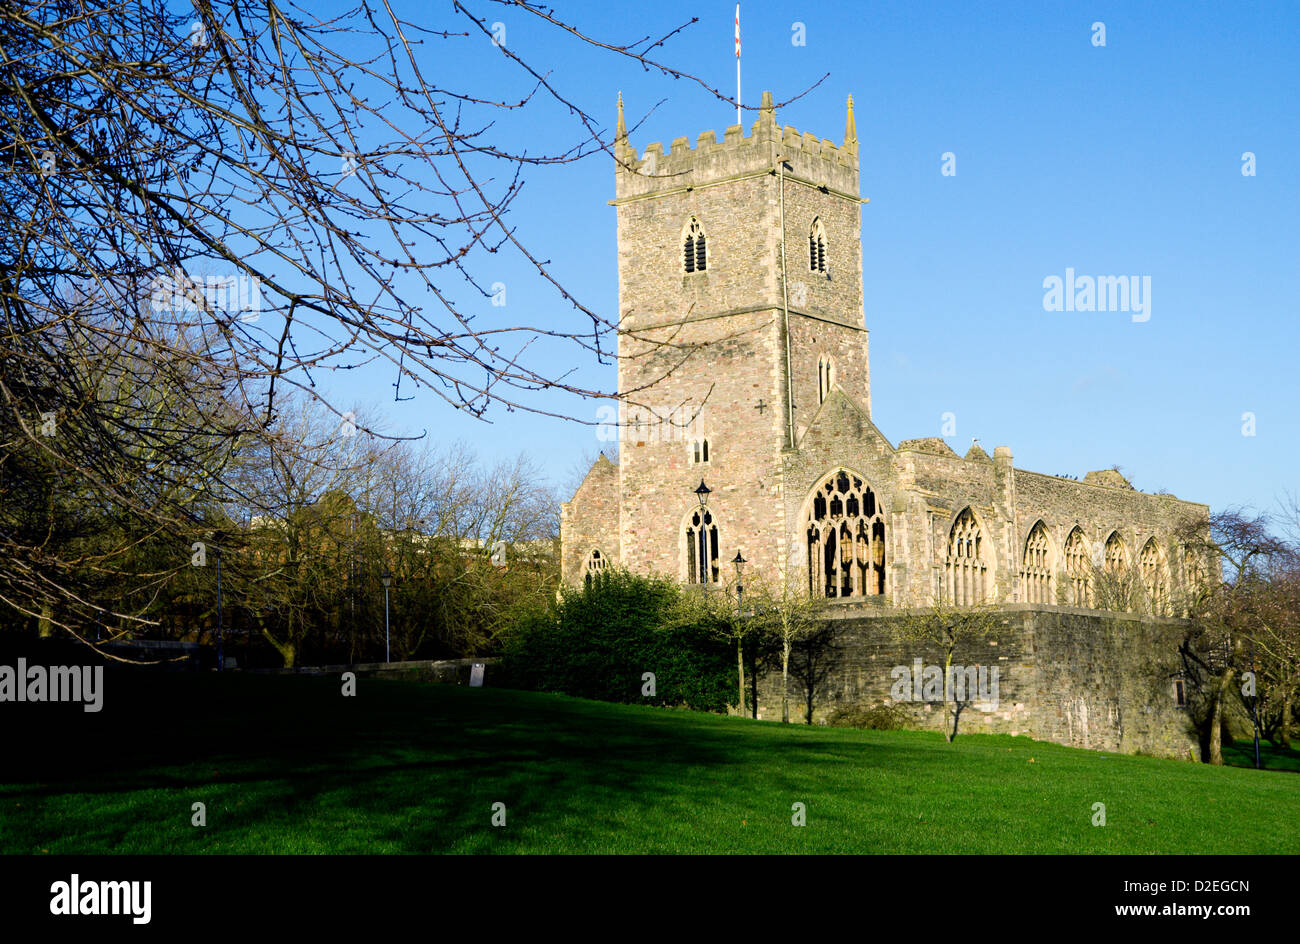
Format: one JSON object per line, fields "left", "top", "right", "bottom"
{"left": 1, "top": 0, "right": 822, "bottom": 646}
{"left": 0, "top": 283, "right": 245, "bottom": 648}
{"left": 1176, "top": 509, "right": 1288, "bottom": 763}
{"left": 1242, "top": 558, "right": 1300, "bottom": 748}
{"left": 1088, "top": 559, "right": 1150, "bottom": 614}
{"left": 789, "top": 624, "right": 839, "bottom": 725}
{"left": 232, "top": 396, "right": 383, "bottom": 666}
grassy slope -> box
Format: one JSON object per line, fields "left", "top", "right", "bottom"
{"left": 2, "top": 672, "right": 1297, "bottom": 854}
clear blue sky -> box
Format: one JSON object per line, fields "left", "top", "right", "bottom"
{"left": 312, "top": 0, "right": 1299, "bottom": 515}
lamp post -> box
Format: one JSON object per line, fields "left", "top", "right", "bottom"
{"left": 381, "top": 569, "right": 392, "bottom": 664}
{"left": 694, "top": 480, "right": 712, "bottom": 586}
{"left": 732, "top": 551, "right": 747, "bottom": 615}
{"left": 732, "top": 551, "right": 746, "bottom": 716}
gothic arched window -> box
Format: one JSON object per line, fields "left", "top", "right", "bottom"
{"left": 817, "top": 355, "right": 836, "bottom": 404}
{"left": 685, "top": 507, "right": 720, "bottom": 584}
{"left": 806, "top": 470, "right": 885, "bottom": 598}
{"left": 691, "top": 438, "right": 710, "bottom": 464}
{"left": 944, "top": 508, "right": 987, "bottom": 605}
{"left": 809, "top": 217, "right": 826, "bottom": 273}
{"left": 584, "top": 549, "right": 608, "bottom": 587}
{"left": 1022, "top": 521, "right": 1053, "bottom": 604}
{"left": 1139, "top": 538, "right": 1167, "bottom": 615}
{"left": 1063, "top": 526, "right": 1090, "bottom": 606}
{"left": 1104, "top": 532, "right": 1127, "bottom": 573}
{"left": 1182, "top": 543, "right": 1206, "bottom": 600}
{"left": 683, "top": 218, "right": 707, "bottom": 273}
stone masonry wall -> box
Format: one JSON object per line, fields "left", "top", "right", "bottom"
{"left": 787, "top": 314, "right": 870, "bottom": 442}
{"left": 560, "top": 454, "right": 620, "bottom": 586}
{"left": 1026, "top": 608, "right": 1196, "bottom": 757}
{"left": 616, "top": 309, "right": 786, "bottom": 581}
{"left": 753, "top": 606, "right": 1200, "bottom": 759}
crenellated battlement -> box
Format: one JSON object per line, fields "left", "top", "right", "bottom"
{"left": 613, "top": 90, "right": 860, "bottom": 202}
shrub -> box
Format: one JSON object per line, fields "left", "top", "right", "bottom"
{"left": 497, "top": 570, "right": 734, "bottom": 711}
{"left": 826, "top": 702, "right": 910, "bottom": 730}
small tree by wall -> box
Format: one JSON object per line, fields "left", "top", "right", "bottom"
{"left": 748, "top": 574, "right": 826, "bottom": 723}
{"left": 789, "top": 625, "right": 840, "bottom": 725}
{"left": 893, "top": 594, "right": 1005, "bottom": 742}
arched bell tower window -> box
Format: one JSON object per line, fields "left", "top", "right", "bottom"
{"left": 691, "top": 438, "right": 710, "bottom": 464}
{"left": 944, "top": 508, "right": 988, "bottom": 605}
{"left": 806, "top": 470, "right": 885, "bottom": 598}
{"left": 683, "top": 218, "right": 707, "bottom": 273}
{"left": 685, "top": 508, "right": 720, "bottom": 584}
{"left": 809, "top": 217, "right": 826, "bottom": 273}
{"left": 817, "top": 355, "right": 836, "bottom": 404}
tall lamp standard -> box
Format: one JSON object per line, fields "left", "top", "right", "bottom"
{"left": 732, "top": 551, "right": 747, "bottom": 716}
{"left": 381, "top": 569, "right": 392, "bottom": 664}
{"left": 694, "top": 480, "right": 712, "bottom": 586}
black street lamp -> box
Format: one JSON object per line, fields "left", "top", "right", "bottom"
{"left": 381, "top": 570, "right": 392, "bottom": 664}
{"left": 731, "top": 551, "right": 747, "bottom": 717}
{"left": 693, "top": 481, "right": 712, "bottom": 586}
{"left": 732, "top": 551, "right": 747, "bottom": 604}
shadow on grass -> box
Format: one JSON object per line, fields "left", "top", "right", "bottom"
{"left": 5, "top": 670, "right": 1299, "bottom": 853}
{"left": 1223, "top": 739, "right": 1300, "bottom": 773}
{"left": 2, "top": 669, "right": 942, "bottom": 852}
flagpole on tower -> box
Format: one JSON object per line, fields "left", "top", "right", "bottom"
{"left": 735, "top": 4, "right": 741, "bottom": 125}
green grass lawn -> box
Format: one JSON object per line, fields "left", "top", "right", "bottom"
{"left": 2, "top": 671, "right": 1297, "bottom": 854}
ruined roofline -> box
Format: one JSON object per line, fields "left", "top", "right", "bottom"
{"left": 895, "top": 441, "right": 1205, "bottom": 508}
{"left": 1015, "top": 467, "right": 1207, "bottom": 509}
{"left": 896, "top": 437, "right": 959, "bottom": 458}
{"left": 816, "top": 600, "right": 1197, "bottom": 624}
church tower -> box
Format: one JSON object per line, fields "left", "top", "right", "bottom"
{"left": 609, "top": 91, "right": 869, "bottom": 586}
